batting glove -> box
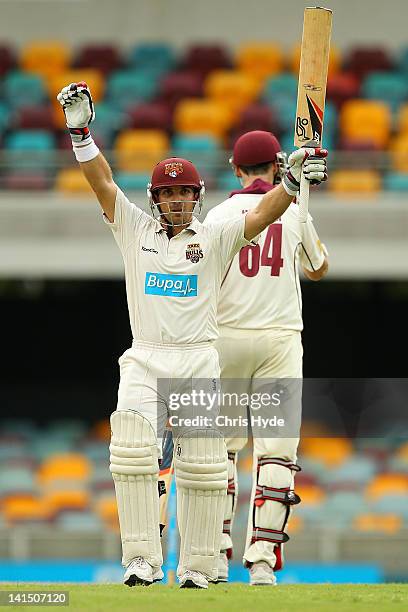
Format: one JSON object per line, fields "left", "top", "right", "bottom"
{"left": 57, "top": 82, "right": 95, "bottom": 143}
{"left": 283, "top": 147, "right": 328, "bottom": 196}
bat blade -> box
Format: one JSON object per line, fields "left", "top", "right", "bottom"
{"left": 159, "top": 428, "right": 174, "bottom": 534}
{"left": 295, "top": 6, "right": 332, "bottom": 222}
{"left": 295, "top": 6, "right": 332, "bottom": 148}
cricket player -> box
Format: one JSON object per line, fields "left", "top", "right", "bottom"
{"left": 204, "top": 131, "right": 328, "bottom": 586}
{"left": 57, "top": 85, "right": 327, "bottom": 589}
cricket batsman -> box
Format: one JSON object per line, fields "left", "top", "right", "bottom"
{"left": 204, "top": 130, "right": 328, "bottom": 585}
{"left": 57, "top": 84, "right": 328, "bottom": 589}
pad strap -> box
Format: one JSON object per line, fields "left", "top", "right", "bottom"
{"left": 254, "top": 485, "right": 301, "bottom": 506}
{"left": 257, "top": 457, "right": 301, "bottom": 472}
{"left": 251, "top": 527, "right": 290, "bottom": 545}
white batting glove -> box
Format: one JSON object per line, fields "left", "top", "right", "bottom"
{"left": 283, "top": 147, "right": 328, "bottom": 196}
{"left": 57, "top": 81, "right": 95, "bottom": 143}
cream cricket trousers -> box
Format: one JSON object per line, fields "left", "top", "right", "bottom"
{"left": 215, "top": 327, "right": 303, "bottom": 571}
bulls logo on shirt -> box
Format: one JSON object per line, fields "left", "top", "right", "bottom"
{"left": 186, "top": 243, "right": 203, "bottom": 264}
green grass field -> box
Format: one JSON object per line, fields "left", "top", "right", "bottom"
{"left": 0, "top": 584, "right": 407, "bottom": 612}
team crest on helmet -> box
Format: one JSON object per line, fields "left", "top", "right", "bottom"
{"left": 165, "top": 162, "right": 184, "bottom": 178}
{"left": 186, "top": 243, "right": 203, "bottom": 264}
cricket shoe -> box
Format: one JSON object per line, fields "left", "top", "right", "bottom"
{"left": 215, "top": 551, "right": 228, "bottom": 583}
{"left": 249, "top": 561, "right": 277, "bottom": 586}
{"left": 179, "top": 570, "right": 209, "bottom": 589}
{"left": 123, "top": 557, "right": 164, "bottom": 587}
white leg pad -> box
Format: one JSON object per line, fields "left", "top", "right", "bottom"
{"left": 110, "top": 409, "right": 163, "bottom": 568}
{"left": 174, "top": 429, "right": 228, "bottom": 580}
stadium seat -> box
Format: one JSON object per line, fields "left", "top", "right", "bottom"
{"left": 265, "top": 97, "right": 297, "bottom": 133}
{"left": 90, "top": 461, "right": 113, "bottom": 493}
{"left": 106, "top": 70, "right": 158, "bottom": 110}
{"left": 1, "top": 172, "right": 50, "bottom": 191}
{"left": 396, "top": 103, "right": 408, "bottom": 134}
{"left": 127, "top": 102, "right": 172, "bottom": 132}
{"left": 329, "top": 170, "right": 381, "bottom": 194}
{"left": 115, "top": 172, "right": 152, "bottom": 191}
{"left": 236, "top": 43, "right": 284, "bottom": 80}
{"left": 327, "top": 72, "right": 361, "bottom": 109}
{"left": 366, "top": 473, "right": 408, "bottom": 500}
{"left": 44, "top": 489, "right": 90, "bottom": 516}
{"left": 174, "top": 99, "right": 232, "bottom": 138}
{"left": 372, "top": 495, "right": 408, "bottom": 519}
{"left": 204, "top": 70, "right": 261, "bottom": 120}
{"left": 362, "top": 71, "right": 408, "bottom": 112}
{"left": 294, "top": 484, "right": 326, "bottom": 505}
{"left": 347, "top": 46, "right": 393, "bottom": 79}
{"left": 158, "top": 71, "right": 204, "bottom": 108}
{"left": 81, "top": 441, "right": 109, "bottom": 463}
{"left": 389, "top": 135, "right": 408, "bottom": 173}
{"left": 76, "top": 44, "right": 122, "bottom": 75}
{"left": 0, "top": 44, "right": 15, "bottom": 76}
{"left": 3, "top": 496, "right": 49, "bottom": 524}
{"left": 290, "top": 43, "right": 341, "bottom": 77}
{"left": 55, "top": 168, "right": 94, "bottom": 194}
{"left": 321, "top": 455, "right": 377, "bottom": 487}
{"left": 128, "top": 43, "right": 174, "bottom": 74}
{"left": 14, "top": 105, "right": 56, "bottom": 130}
{"left": 94, "top": 494, "right": 119, "bottom": 530}
{"left": 263, "top": 73, "right": 298, "bottom": 107}
{"left": 37, "top": 453, "right": 92, "bottom": 486}
{"left": 5, "top": 130, "right": 55, "bottom": 175}
{"left": 216, "top": 170, "right": 241, "bottom": 192}
{"left": 0, "top": 468, "right": 36, "bottom": 497}
{"left": 182, "top": 44, "right": 231, "bottom": 76}
{"left": 299, "top": 438, "right": 353, "bottom": 467}
{"left": 57, "top": 510, "right": 103, "bottom": 531}
{"left": 47, "top": 420, "right": 87, "bottom": 442}
{"left": 339, "top": 100, "right": 391, "bottom": 148}
{"left": 383, "top": 173, "right": 408, "bottom": 192}
{"left": 172, "top": 134, "right": 220, "bottom": 154}
{"left": 353, "top": 513, "right": 402, "bottom": 533}
{"left": 20, "top": 41, "right": 71, "bottom": 79}
{"left": 4, "top": 71, "right": 47, "bottom": 109}
{"left": 115, "top": 129, "right": 169, "bottom": 172}
{"left": 5, "top": 130, "right": 55, "bottom": 151}
{"left": 0, "top": 101, "right": 11, "bottom": 137}
{"left": 231, "top": 103, "right": 281, "bottom": 138}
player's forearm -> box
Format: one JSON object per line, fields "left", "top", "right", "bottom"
{"left": 79, "top": 151, "right": 113, "bottom": 191}
{"left": 244, "top": 184, "right": 292, "bottom": 241}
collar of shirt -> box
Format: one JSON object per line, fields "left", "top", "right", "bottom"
{"left": 154, "top": 216, "right": 201, "bottom": 234}
{"left": 229, "top": 178, "right": 275, "bottom": 197}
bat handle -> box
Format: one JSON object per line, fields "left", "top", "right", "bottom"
{"left": 298, "top": 172, "right": 310, "bottom": 223}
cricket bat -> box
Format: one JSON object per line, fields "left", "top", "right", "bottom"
{"left": 159, "top": 428, "right": 174, "bottom": 534}
{"left": 294, "top": 6, "right": 332, "bottom": 222}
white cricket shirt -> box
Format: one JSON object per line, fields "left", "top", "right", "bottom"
{"left": 204, "top": 182, "right": 325, "bottom": 332}
{"left": 104, "top": 188, "right": 257, "bottom": 344}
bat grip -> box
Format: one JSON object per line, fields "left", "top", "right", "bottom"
{"left": 299, "top": 172, "right": 310, "bottom": 223}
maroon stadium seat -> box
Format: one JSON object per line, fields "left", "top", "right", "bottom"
{"left": 233, "top": 104, "right": 281, "bottom": 136}
{"left": 126, "top": 102, "right": 172, "bottom": 132}
{"left": 0, "top": 44, "right": 15, "bottom": 76}
{"left": 159, "top": 71, "right": 204, "bottom": 109}
{"left": 182, "top": 44, "right": 231, "bottom": 76}
{"left": 14, "top": 106, "right": 56, "bottom": 130}
{"left": 76, "top": 44, "right": 122, "bottom": 75}
{"left": 2, "top": 171, "right": 50, "bottom": 190}
{"left": 327, "top": 72, "right": 361, "bottom": 109}
{"left": 347, "top": 46, "right": 393, "bottom": 79}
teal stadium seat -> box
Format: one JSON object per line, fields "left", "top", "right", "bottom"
{"left": 5, "top": 130, "right": 55, "bottom": 172}
{"left": 92, "top": 102, "right": 127, "bottom": 148}
{"left": 320, "top": 455, "right": 377, "bottom": 487}
{"left": 57, "top": 510, "right": 103, "bottom": 531}
{"left": 0, "top": 101, "right": 11, "bottom": 138}
{"left": 128, "top": 43, "right": 174, "bottom": 74}
{"left": 217, "top": 170, "right": 241, "bottom": 191}
{"left": 0, "top": 467, "right": 36, "bottom": 496}
{"left": 4, "top": 71, "right": 46, "bottom": 108}
{"left": 30, "top": 436, "right": 73, "bottom": 461}
{"left": 115, "top": 172, "right": 151, "bottom": 191}
{"left": 383, "top": 173, "right": 408, "bottom": 191}
{"left": 372, "top": 495, "right": 408, "bottom": 519}
{"left": 263, "top": 73, "right": 297, "bottom": 106}
{"left": 107, "top": 70, "right": 159, "bottom": 109}
{"left": 362, "top": 71, "right": 408, "bottom": 112}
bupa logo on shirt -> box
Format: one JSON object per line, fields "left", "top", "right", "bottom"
{"left": 145, "top": 272, "right": 198, "bottom": 297}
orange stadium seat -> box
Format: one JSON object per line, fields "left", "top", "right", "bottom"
{"left": 286, "top": 514, "right": 304, "bottom": 534}
{"left": 299, "top": 438, "right": 352, "bottom": 467}
{"left": 295, "top": 484, "right": 326, "bottom": 505}
{"left": 204, "top": 70, "right": 261, "bottom": 120}
{"left": 365, "top": 474, "right": 408, "bottom": 500}
{"left": 37, "top": 453, "right": 91, "bottom": 486}
{"left": 339, "top": 99, "right": 391, "bottom": 148}
{"left": 55, "top": 168, "right": 94, "bottom": 194}
{"left": 329, "top": 170, "right": 381, "bottom": 194}
{"left": 115, "top": 129, "right": 169, "bottom": 172}
{"left": 235, "top": 43, "right": 284, "bottom": 80}
{"left": 174, "top": 99, "right": 232, "bottom": 138}
{"left": 50, "top": 70, "right": 105, "bottom": 129}
{"left": 20, "top": 41, "right": 71, "bottom": 80}
{"left": 397, "top": 104, "right": 408, "bottom": 133}
{"left": 290, "top": 43, "right": 341, "bottom": 78}
{"left": 3, "top": 495, "right": 50, "bottom": 524}
{"left": 389, "top": 135, "right": 408, "bottom": 173}
{"left": 94, "top": 495, "right": 119, "bottom": 531}
{"left": 43, "top": 489, "right": 90, "bottom": 516}
{"left": 396, "top": 441, "right": 408, "bottom": 459}
{"left": 353, "top": 513, "right": 402, "bottom": 534}
{"left": 91, "top": 419, "right": 111, "bottom": 442}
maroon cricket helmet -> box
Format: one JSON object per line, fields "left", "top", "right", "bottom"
{"left": 150, "top": 157, "right": 202, "bottom": 191}
{"left": 231, "top": 130, "right": 282, "bottom": 166}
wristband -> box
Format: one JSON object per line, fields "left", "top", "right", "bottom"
{"left": 73, "top": 135, "right": 100, "bottom": 163}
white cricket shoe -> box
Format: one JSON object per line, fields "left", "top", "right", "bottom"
{"left": 249, "top": 561, "right": 277, "bottom": 586}
{"left": 216, "top": 551, "right": 229, "bottom": 583}
{"left": 124, "top": 557, "right": 164, "bottom": 587}
{"left": 179, "top": 570, "right": 209, "bottom": 589}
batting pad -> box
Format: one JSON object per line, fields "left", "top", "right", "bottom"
{"left": 110, "top": 410, "right": 163, "bottom": 568}
{"left": 174, "top": 429, "right": 228, "bottom": 580}
{"left": 221, "top": 451, "right": 238, "bottom": 553}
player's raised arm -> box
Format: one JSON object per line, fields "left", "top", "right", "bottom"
{"left": 244, "top": 148, "right": 328, "bottom": 241}
{"left": 57, "top": 82, "right": 117, "bottom": 222}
